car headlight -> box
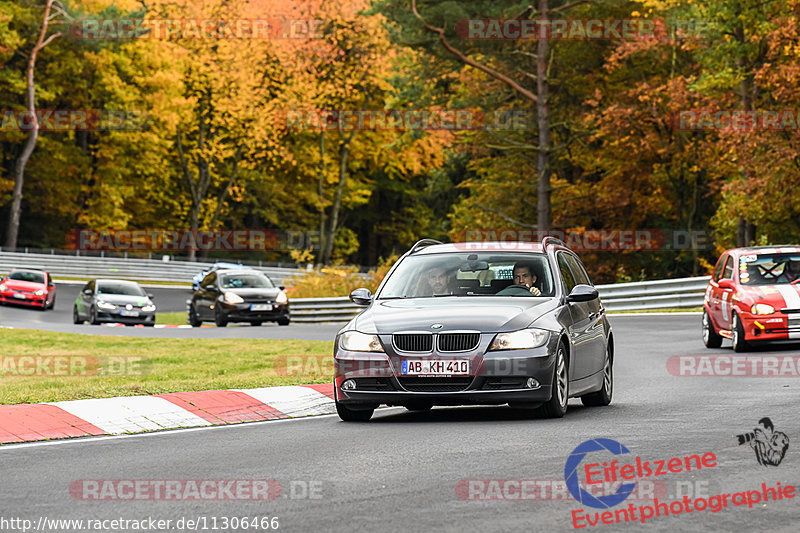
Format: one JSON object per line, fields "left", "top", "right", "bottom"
{"left": 141, "top": 304, "right": 156, "bottom": 312}
{"left": 224, "top": 292, "right": 244, "bottom": 304}
{"left": 0, "top": 283, "right": 7, "bottom": 291}
{"left": 276, "top": 291, "right": 288, "bottom": 304}
{"left": 490, "top": 329, "right": 550, "bottom": 351}
{"left": 96, "top": 300, "right": 115, "bottom": 310}
{"left": 339, "top": 331, "right": 384, "bottom": 352}
{"left": 34, "top": 289, "right": 46, "bottom": 296}
{"left": 751, "top": 303, "right": 775, "bottom": 315}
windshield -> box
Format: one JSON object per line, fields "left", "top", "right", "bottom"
{"left": 738, "top": 253, "right": 800, "bottom": 285}
{"left": 97, "top": 282, "right": 146, "bottom": 296}
{"left": 8, "top": 271, "right": 45, "bottom": 284}
{"left": 220, "top": 273, "right": 274, "bottom": 289}
{"left": 379, "top": 252, "right": 555, "bottom": 298}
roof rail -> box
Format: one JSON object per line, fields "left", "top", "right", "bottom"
{"left": 409, "top": 239, "right": 444, "bottom": 254}
{"left": 542, "top": 236, "right": 568, "bottom": 249}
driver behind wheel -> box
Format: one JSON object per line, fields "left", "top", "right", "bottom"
{"left": 779, "top": 259, "right": 800, "bottom": 283}
{"left": 513, "top": 262, "right": 542, "bottom": 296}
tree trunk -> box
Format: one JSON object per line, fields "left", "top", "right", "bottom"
{"left": 4, "top": 0, "right": 60, "bottom": 249}
{"left": 322, "top": 128, "right": 357, "bottom": 264}
{"left": 316, "top": 130, "right": 326, "bottom": 266}
{"left": 536, "top": 0, "right": 551, "bottom": 231}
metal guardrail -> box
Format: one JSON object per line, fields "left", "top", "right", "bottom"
{"left": 290, "top": 276, "right": 710, "bottom": 323}
{"left": 0, "top": 250, "right": 306, "bottom": 286}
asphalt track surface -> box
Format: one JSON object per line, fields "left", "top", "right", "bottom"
{"left": 2, "top": 315, "right": 799, "bottom": 532}
{"left": 0, "top": 282, "right": 341, "bottom": 340}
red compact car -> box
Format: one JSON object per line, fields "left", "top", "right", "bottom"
{"left": 703, "top": 246, "right": 800, "bottom": 351}
{"left": 0, "top": 268, "right": 57, "bottom": 310}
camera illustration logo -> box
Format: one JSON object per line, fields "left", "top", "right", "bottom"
{"left": 565, "top": 438, "right": 636, "bottom": 508}
{"left": 736, "top": 417, "right": 789, "bottom": 466}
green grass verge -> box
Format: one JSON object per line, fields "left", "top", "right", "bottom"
{"left": 55, "top": 276, "right": 189, "bottom": 287}
{"left": 156, "top": 311, "right": 190, "bottom": 325}
{"left": 607, "top": 307, "right": 703, "bottom": 314}
{"left": 0, "top": 329, "right": 334, "bottom": 405}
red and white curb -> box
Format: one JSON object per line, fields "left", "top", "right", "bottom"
{"left": 0, "top": 384, "right": 334, "bottom": 445}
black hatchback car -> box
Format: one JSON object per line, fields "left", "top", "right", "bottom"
{"left": 189, "top": 269, "right": 290, "bottom": 327}
{"left": 334, "top": 237, "right": 613, "bottom": 421}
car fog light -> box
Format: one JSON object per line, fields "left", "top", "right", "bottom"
{"left": 342, "top": 379, "right": 357, "bottom": 391}
{"left": 526, "top": 378, "right": 540, "bottom": 389}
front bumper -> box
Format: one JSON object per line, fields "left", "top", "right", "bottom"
{"left": 739, "top": 311, "right": 800, "bottom": 342}
{"left": 219, "top": 302, "right": 290, "bottom": 322}
{"left": 334, "top": 333, "right": 559, "bottom": 407}
{"left": 0, "top": 292, "right": 46, "bottom": 306}
{"left": 95, "top": 309, "right": 156, "bottom": 325}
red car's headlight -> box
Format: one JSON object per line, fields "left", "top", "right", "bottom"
{"left": 751, "top": 303, "right": 775, "bottom": 315}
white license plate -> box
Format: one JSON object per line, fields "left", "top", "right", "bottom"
{"left": 13, "top": 293, "right": 27, "bottom": 299}
{"left": 401, "top": 360, "right": 470, "bottom": 376}
{"left": 250, "top": 304, "right": 271, "bottom": 311}
{"left": 120, "top": 310, "right": 139, "bottom": 317}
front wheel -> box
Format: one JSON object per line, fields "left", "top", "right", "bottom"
{"left": 214, "top": 307, "right": 228, "bottom": 327}
{"left": 702, "top": 309, "right": 723, "bottom": 348}
{"left": 72, "top": 306, "right": 82, "bottom": 324}
{"left": 732, "top": 313, "right": 749, "bottom": 352}
{"left": 336, "top": 401, "right": 374, "bottom": 422}
{"left": 534, "top": 342, "right": 569, "bottom": 418}
{"left": 89, "top": 306, "right": 99, "bottom": 325}
{"left": 581, "top": 345, "right": 613, "bottom": 407}
{"left": 277, "top": 317, "right": 290, "bottom": 326}
{"left": 48, "top": 295, "right": 55, "bottom": 309}
{"left": 188, "top": 305, "right": 201, "bottom": 327}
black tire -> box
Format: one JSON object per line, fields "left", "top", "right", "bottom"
{"left": 336, "top": 401, "right": 374, "bottom": 422}
{"left": 214, "top": 307, "right": 228, "bottom": 327}
{"left": 250, "top": 321, "right": 263, "bottom": 327}
{"left": 48, "top": 295, "right": 55, "bottom": 309}
{"left": 277, "top": 317, "right": 290, "bottom": 326}
{"left": 89, "top": 306, "right": 99, "bottom": 325}
{"left": 144, "top": 321, "right": 155, "bottom": 327}
{"left": 534, "top": 341, "right": 569, "bottom": 418}
{"left": 72, "top": 305, "right": 82, "bottom": 324}
{"left": 702, "top": 309, "right": 723, "bottom": 348}
{"left": 188, "top": 304, "right": 202, "bottom": 327}
{"left": 732, "top": 312, "right": 749, "bottom": 353}
{"left": 581, "top": 344, "right": 613, "bottom": 407}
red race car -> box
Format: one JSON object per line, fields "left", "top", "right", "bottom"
{"left": 703, "top": 246, "right": 800, "bottom": 351}
{"left": 0, "top": 268, "right": 57, "bottom": 310}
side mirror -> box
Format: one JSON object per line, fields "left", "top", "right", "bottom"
{"left": 718, "top": 279, "right": 735, "bottom": 290}
{"left": 349, "top": 288, "right": 373, "bottom": 306}
{"left": 147, "top": 293, "right": 154, "bottom": 299}
{"left": 567, "top": 284, "right": 599, "bottom": 303}
{"left": 83, "top": 289, "right": 93, "bottom": 296}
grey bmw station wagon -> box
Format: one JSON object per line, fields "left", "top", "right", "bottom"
{"left": 334, "top": 237, "right": 614, "bottom": 421}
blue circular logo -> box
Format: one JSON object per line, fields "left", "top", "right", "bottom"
{"left": 564, "top": 438, "right": 636, "bottom": 509}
